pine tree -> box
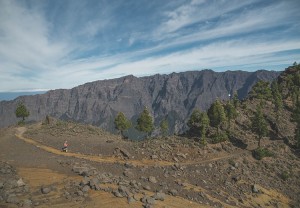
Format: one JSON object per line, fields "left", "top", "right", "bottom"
{"left": 249, "top": 81, "right": 272, "bottom": 101}
{"left": 271, "top": 81, "right": 283, "bottom": 121}
{"left": 160, "top": 119, "right": 169, "bottom": 137}
{"left": 225, "top": 101, "right": 238, "bottom": 130}
{"left": 207, "top": 99, "right": 226, "bottom": 132}
{"left": 114, "top": 112, "right": 131, "bottom": 138}
{"left": 295, "top": 126, "right": 300, "bottom": 148}
{"left": 187, "top": 109, "right": 209, "bottom": 144}
{"left": 251, "top": 106, "right": 268, "bottom": 148}
{"left": 292, "top": 98, "right": 300, "bottom": 148}
{"left": 232, "top": 92, "right": 240, "bottom": 108}
{"left": 136, "top": 107, "right": 154, "bottom": 137}
{"left": 15, "top": 102, "right": 30, "bottom": 122}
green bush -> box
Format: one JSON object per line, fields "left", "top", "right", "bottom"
{"left": 17, "top": 120, "right": 25, "bottom": 126}
{"left": 280, "top": 171, "right": 290, "bottom": 181}
{"left": 56, "top": 120, "right": 67, "bottom": 127}
{"left": 211, "top": 132, "right": 228, "bottom": 144}
{"left": 252, "top": 148, "right": 274, "bottom": 160}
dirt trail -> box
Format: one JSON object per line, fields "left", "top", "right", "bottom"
{"left": 0, "top": 127, "right": 210, "bottom": 208}
{"left": 16, "top": 127, "right": 174, "bottom": 166}
{"left": 16, "top": 127, "right": 248, "bottom": 167}
{"left": 1, "top": 126, "right": 294, "bottom": 208}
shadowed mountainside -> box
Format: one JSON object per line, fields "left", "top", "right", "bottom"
{"left": 0, "top": 70, "right": 280, "bottom": 133}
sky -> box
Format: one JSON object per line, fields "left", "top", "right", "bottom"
{"left": 0, "top": 0, "right": 300, "bottom": 92}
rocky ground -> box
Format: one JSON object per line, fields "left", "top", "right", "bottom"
{"left": 0, "top": 119, "right": 298, "bottom": 208}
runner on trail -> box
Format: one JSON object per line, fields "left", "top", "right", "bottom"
{"left": 62, "top": 140, "right": 68, "bottom": 152}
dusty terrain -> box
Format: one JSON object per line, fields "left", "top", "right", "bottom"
{"left": 0, "top": 119, "right": 299, "bottom": 208}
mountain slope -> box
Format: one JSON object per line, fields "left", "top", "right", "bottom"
{"left": 0, "top": 70, "right": 280, "bottom": 133}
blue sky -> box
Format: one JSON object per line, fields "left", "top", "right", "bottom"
{"left": 0, "top": 0, "right": 299, "bottom": 92}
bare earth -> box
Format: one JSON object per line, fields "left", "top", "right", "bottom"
{"left": 0, "top": 121, "right": 299, "bottom": 208}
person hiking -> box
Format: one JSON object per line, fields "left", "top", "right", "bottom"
{"left": 62, "top": 140, "right": 68, "bottom": 152}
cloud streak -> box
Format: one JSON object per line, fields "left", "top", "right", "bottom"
{"left": 0, "top": 0, "right": 299, "bottom": 92}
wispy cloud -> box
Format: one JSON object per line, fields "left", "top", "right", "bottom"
{"left": 0, "top": 0, "right": 299, "bottom": 92}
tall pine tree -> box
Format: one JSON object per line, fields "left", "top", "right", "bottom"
{"left": 136, "top": 107, "right": 154, "bottom": 137}
{"left": 188, "top": 109, "right": 210, "bottom": 145}
{"left": 232, "top": 92, "right": 240, "bottom": 108}
{"left": 114, "top": 112, "right": 131, "bottom": 138}
{"left": 160, "top": 119, "right": 169, "bottom": 137}
{"left": 207, "top": 99, "right": 226, "bottom": 132}
{"left": 292, "top": 98, "right": 300, "bottom": 148}
{"left": 271, "top": 81, "right": 283, "bottom": 121}
{"left": 249, "top": 81, "right": 272, "bottom": 107}
{"left": 225, "top": 101, "right": 238, "bottom": 130}
{"left": 15, "top": 102, "right": 30, "bottom": 122}
{"left": 251, "top": 106, "right": 268, "bottom": 148}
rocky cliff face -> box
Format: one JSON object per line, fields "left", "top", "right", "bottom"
{"left": 0, "top": 70, "right": 280, "bottom": 134}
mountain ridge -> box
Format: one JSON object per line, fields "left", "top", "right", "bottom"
{"left": 0, "top": 69, "right": 280, "bottom": 133}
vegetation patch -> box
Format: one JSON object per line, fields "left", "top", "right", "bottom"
{"left": 280, "top": 171, "right": 290, "bottom": 181}
{"left": 211, "top": 132, "right": 228, "bottom": 144}
{"left": 252, "top": 148, "right": 274, "bottom": 160}
{"left": 17, "top": 120, "right": 25, "bottom": 126}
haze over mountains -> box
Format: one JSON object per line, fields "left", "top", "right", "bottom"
{"left": 0, "top": 91, "right": 46, "bottom": 101}
{"left": 0, "top": 69, "right": 280, "bottom": 134}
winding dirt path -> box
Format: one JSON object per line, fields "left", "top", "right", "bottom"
{"left": 0, "top": 127, "right": 209, "bottom": 208}
{"left": 15, "top": 127, "right": 249, "bottom": 167}
{"left": 1, "top": 126, "right": 292, "bottom": 208}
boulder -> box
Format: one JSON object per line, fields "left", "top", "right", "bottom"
{"left": 76, "top": 190, "right": 84, "bottom": 196}
{"left": 89, "top": 177, "right": 99, "bottom": 188}
{"left": 127, "top": 196, "right": 135, "bottom": 203}
{"left": 148, "top": 176, "right": 157, "bottom": 184}
{"left": 153, "top": 192, "right": 165, "bottom": 201}
{"left": 123, "top": 169, "right": 134, "bottom": 178}
{"left": 22, "top": 199, "right": 32, "bottom": 207}
{"left": 141, "top": 196, "right": 155, "bottom": 205}
{"left": 80, "top": 177, "right": 90, "bottom": 186}
{"left": 143, "top": 185, "right": 151, "bottom": 191}
{"left": 151, "top": 155, "right": 158, "bottom": 159}
{"left": 82, "top": 185, "right": 90, "bottom": 193}
{"left": 41, "top": 186, "right": 51, "bottom": 194}
{"left": 113, "top": 190, "right": 123, "bottom": 198}
{"left": 17, "top": 178, "right": 26, "bottom": 187}
{"left": 118, "top": 185, "right": 131, "bottom": 197}
{"left": 115, "top": 147, "right": 131, "bottom": 159}
{"left": 252, "top": 184, "right": 259, "bottom": 193}
{"left": 176, "top": 153, "right": 187, "bottom": 159}
{"left": 6, "top": 194, "right": 19, "bottom": 204}
{"left": 169, "top": 189, "right": 178, "bottom": 196}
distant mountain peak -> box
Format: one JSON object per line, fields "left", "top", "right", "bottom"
{"left": 0, "top": 70, "right": 280, "bottom": 135}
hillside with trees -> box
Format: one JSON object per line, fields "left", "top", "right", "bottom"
{"left": 3, "top": 64, "right": 298, "bottom": 208}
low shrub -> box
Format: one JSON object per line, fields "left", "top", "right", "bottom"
{"left": 211, "top": 132, "right": 228, "bottom": 144}
{"left": 17, "top": 120, "right": 25, "bottom": 126}
{"left": 280, "top": 171, "right": 290, "bottom": 181}
{"left": 252, "top": 148, "right": 274, "bottom": 160}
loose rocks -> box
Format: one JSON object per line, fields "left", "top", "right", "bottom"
{"left": 41, "top": 186, "right": 52, "bottom": 194}
{"left": 148, "top": 176, "right": 157, "bottom": 184}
